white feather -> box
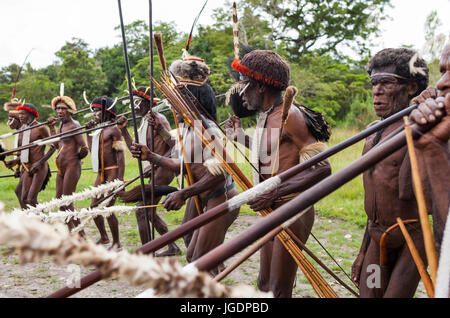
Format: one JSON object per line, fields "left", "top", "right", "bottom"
{"left": 60, "top": 83, "right": 64, "bottom": 97}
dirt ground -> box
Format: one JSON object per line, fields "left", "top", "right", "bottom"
{"left": 0, "top": 212, "right": 427, "bottom": 298}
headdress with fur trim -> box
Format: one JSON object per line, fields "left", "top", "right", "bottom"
{"left": 4, "top": 100, "right": 22, "bottom": 119}
{"left": 90, "top": 96, "right": 117, "bottom": 117}
{"left": 231, "top": 50, "right": 290, "bottom": 90}
{"left": 367, "top": 48, "right": 429, "bottom": 97}
{"left": 16, "top": 103, "right": 39, "bottom": 118}
{"left": 169, "top": 50, "right": 210, "bottom": 86}
{"left": 51, "top": 96, "right": 77, "bottom": 114}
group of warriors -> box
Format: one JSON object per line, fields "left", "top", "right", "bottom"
{"left": 0, "top": 43, "right": 449, "bottom": 298}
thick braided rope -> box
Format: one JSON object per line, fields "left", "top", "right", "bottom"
{"left": 0, "top": 211, "right": 270, "bottom": 298}
{"left": 11, "top": 179, "right": 124, "bottom": 215}
{"left": 12, "top": 205, "right": 139, "bottom": 225}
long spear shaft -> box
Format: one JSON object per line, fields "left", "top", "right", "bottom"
{"left": 0, "top": 120, "right": 53, "bottom": 139}
{"left": 46, "top": 107, "right": 423, "bottom": 298}
{"left": 148, "top": 0, "right": 155, "bottom": 242}
{"left": 117, "top": 0, "right": 151, "bottom": 243}
{"left": 0, "top": 117, "right": 140, "bottom": 158}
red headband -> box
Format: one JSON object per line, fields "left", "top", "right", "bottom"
{"left": 91, "top": 104, "right": 117, "bottom": 116}
{"left": 16, "top": 105, "right": 39, "bottom": 118}
{"left": 132, "top": 89, "right": 158, "bottom": 104}
{"left": 231, "top": 59, "right": 285, "bottom": 89}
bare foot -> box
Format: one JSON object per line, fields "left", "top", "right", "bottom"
{"left": 109, "top": 243, "right": 122, "bottom": 251}
{"left": 96, "top": 237, "right": 110, "bottom": 245}
{"left": 155, "top": 246, "right": 182, "bottom": 257}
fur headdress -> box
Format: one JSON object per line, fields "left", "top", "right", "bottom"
{"left": 16, "top": 103, "right": 39, "bottom": 118}
{"left": 51, "top": 96, "right": 77, "bottom": 114}
{"left": 169, "top": 50, "right": 210, "bottom": 86}
{"left": 4, "top": 100, "right": 21, "bottom": 119}
{"left": 367, "top": 48, "right": 429, "bottom": 97}
{"left": 231, "top": 50, "right": 290, "bottom": 90}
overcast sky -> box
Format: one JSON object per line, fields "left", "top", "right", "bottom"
{"left": 1, "top": 0, "right": 449, "bottom": 69}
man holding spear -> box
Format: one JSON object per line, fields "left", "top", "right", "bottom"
{"left": 85, "top": 96, "right": 125, "bottom": 249}
{"left": 47, "top": 94, "right": 89, "bottom": 234}
{"left": 351, "top": 48, "right": 432, "bottom": 298}
{"left": 6, "top": 103, "right": 54, "bottom": 208}
{"left": 130, "top": 54, "right": 240, "bottom": 275}
{"left": 224, "top": 50, "right": 331, "bottom": 297}
{"left": 2, "top": 100, "right": 25, "bottom": 205}
{"left": 117, "top": 86, "right": 181, "bottom": 256}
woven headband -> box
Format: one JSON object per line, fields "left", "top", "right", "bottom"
{"left": 370, "top": 72, "right": 409, "bottom": 80}
{"left": 16, "top": 105, "right": 39, "bottom": 118}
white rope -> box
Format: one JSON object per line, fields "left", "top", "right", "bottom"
{"left": 226, "top": 176, "right": 282, "bottom": 211}
{"left": 11, "top": 179, "right": 124, "bottom": 215}
{"left": 0, "top": 211, "right": 270, "bottom": 298}
{"left": 12, "top": 205, "right": 138, "bottom": 225}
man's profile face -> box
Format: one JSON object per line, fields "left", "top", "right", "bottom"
{"left": 242, "top": 79, "right": 263, "bottom": 111}
{"left": 436, "top": 45, "right": 450, "bottom": 97}
{"left": 371, "top": 65, "right": 415, "bottom": 119}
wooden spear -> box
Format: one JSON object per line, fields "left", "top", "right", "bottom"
{"left": 117, "top": 0, "right": 151, "bottom": 243}
{"left": 46, "top": 106, "right": 424, "bottom": 298}
{"left": 403, "top": 116, "right": 439, "bottom": 283}
{"left": 271, "top": 85, "right": 297, "bottom": 176}
{"left": 148, "top": 0, "right": 156, "bottom": 242}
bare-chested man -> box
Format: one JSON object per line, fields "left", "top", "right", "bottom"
{"left": 48, "top": 95, "right": 89, "bottom": 234}
{"left": 351, "top": 48, "right": 433, "bottom": 298}
{"left": 6, "top": 103, "right": 54, "bottom": 208}
{"left": 130, "top": 82, "right": 240, "bottom": 275}
{"left": 3, "top": 101, "right": 25, "bottom": 205}
{"left": 224, "top": 50, "right": 332, "bottom": 297}
{"left": 86, "top": 97, "right": 125, "bottom": 249}
{"left": 117, "top": 86, "right": 181, "bottom": 256}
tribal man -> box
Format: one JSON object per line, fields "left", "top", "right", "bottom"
{"left": 3, "top": 100, "right": 25, "bottom": 205}
{"left": 130, "top": 55, "right": 239, "bottom": 274}
{"left": 351, "top": 48, "right": 432, "bottom": 298}
{"left": 409, "top": 44, "right": 450, "bottom": 257}
{"left": 224, "top": 50, "right": 331, "bottom": 297}
{"left": 117, "top": 86, "right": 181, "bottom": 256}
{"left": 48, "top": 95, "right": 89, "bottom": 234}
{"left": 86, "top": 97, "right": 125, "bottom": 249}
{"left": 7, "top": 103, "right": 54, "bottom": 208}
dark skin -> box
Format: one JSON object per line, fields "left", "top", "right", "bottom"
{"left": 47, "top": 102, "right": 89, "bottom": 235}
{"left": 117, "top": 97, "right": 181, "bottom": 256}
{"left": 86, "top": 110, "right": 125, "bottom": 249}
{"left": 409, "top": 44, "right": 450, "bottom": 255}
{"left": 224, "top": 79, "right": 331, "bottom": 298}
{"left": 4, "top": 115, "right": 24, "bottom": 205}
{"left": 352, "top": 64, "right": 430, "bottom": 298}
{"left": 12, "top": 109, "right": 56, "bottom": 208}
{"left": 131, "top": 113, "right": 239, "bottom": 274}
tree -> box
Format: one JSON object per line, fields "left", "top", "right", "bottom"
{"left": 55, "top": 38, "right": 108, "bottom": 107}
{"left": 422, "top": 10, "right": 447, "bottom": 86}
{"left": 214, "top": 0, "right": 391, "bottom": 61}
